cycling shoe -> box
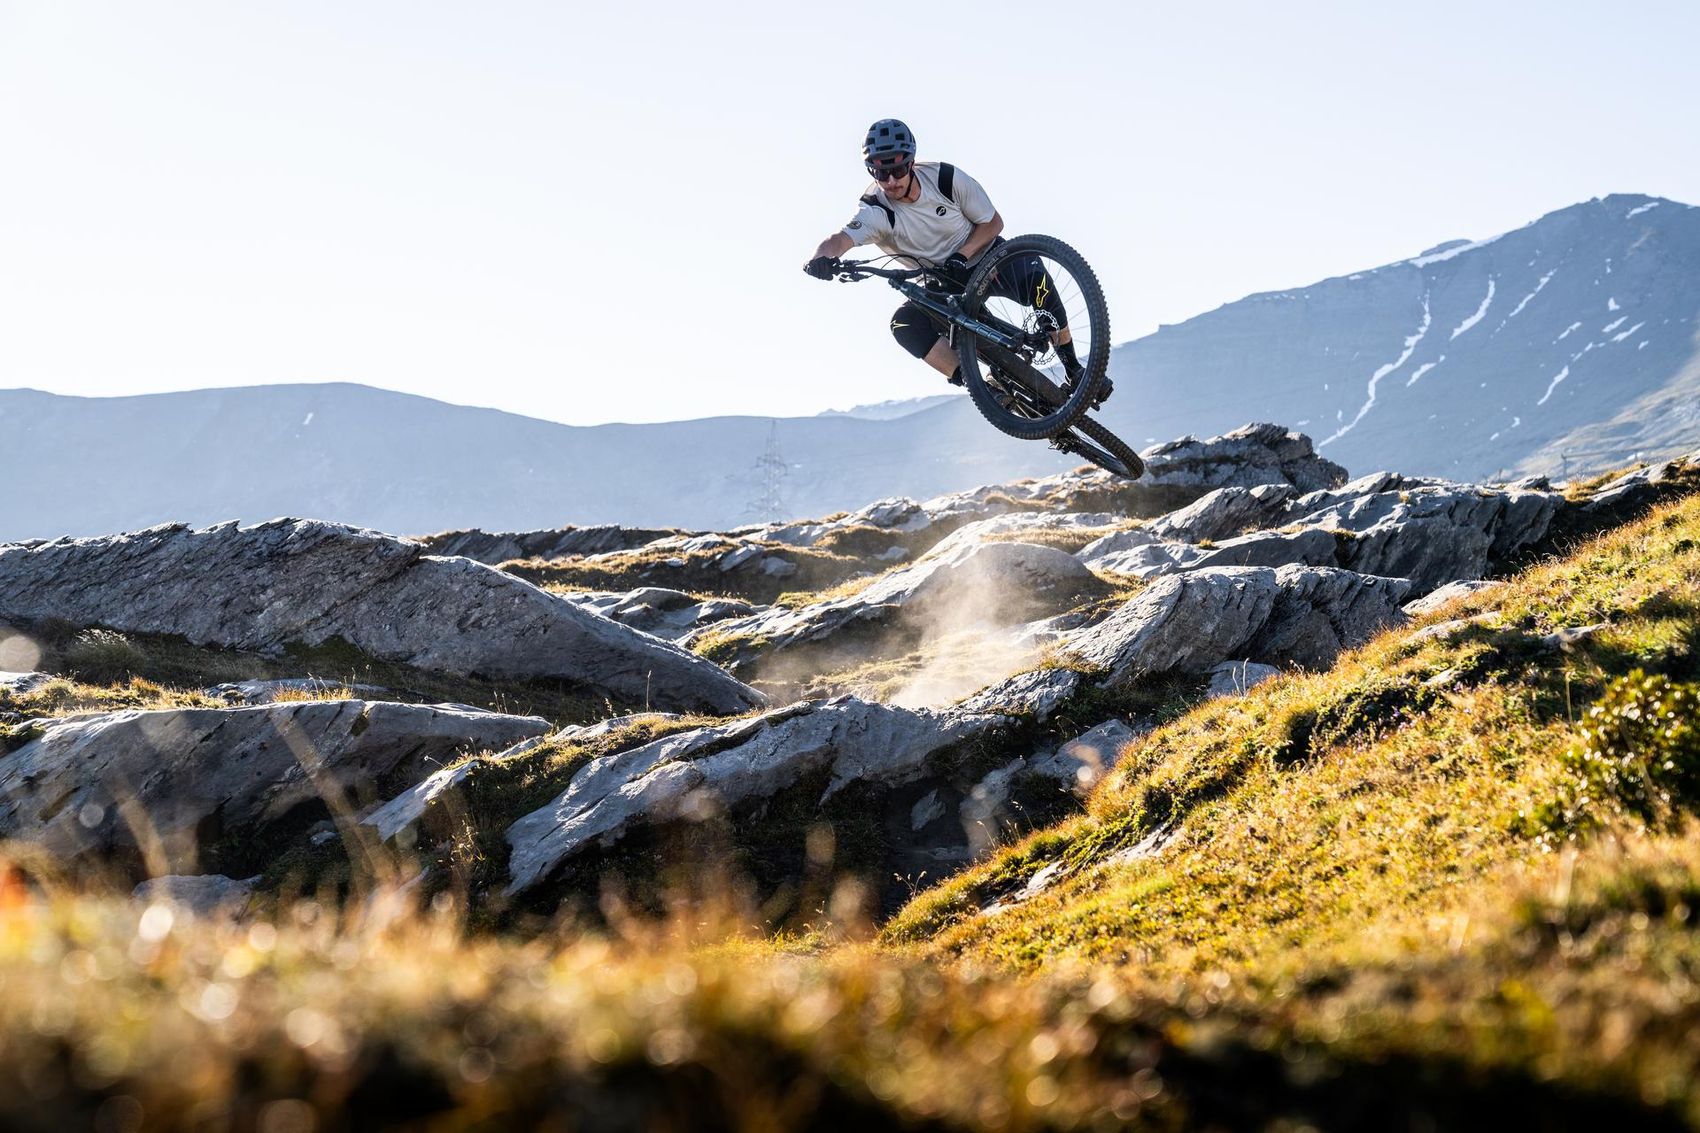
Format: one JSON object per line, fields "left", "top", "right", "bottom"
{"left": 1063, "top": 369, "right": 1113, "bottom": 409}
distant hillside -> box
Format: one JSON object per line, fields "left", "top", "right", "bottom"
{"left": 3, "top": 193, "right": 1696, "bottom": 541}
{"left": 0, "top": 383, "right": 1061, "bottom": 541}
{"left": 1102, "top": 193, "right": 1700, "bottom": 480}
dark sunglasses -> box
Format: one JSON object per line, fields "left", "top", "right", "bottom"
{"left": 867, "top": 162, "right": 912, "bottom": 182}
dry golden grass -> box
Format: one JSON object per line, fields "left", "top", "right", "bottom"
{"left": 3, "top": 474, "right": 1700, "bottom": 1127}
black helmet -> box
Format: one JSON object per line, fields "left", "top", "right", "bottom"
{"left": 862, "top": 118, "right": 916, "bottom": 169}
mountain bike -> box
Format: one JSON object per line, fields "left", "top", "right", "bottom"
{"left": 824, "top": 235, "right": 1144, "bottom": 479}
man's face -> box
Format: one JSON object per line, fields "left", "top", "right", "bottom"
{"left": 867, "top": 157, "right": 913, "bottom": 193}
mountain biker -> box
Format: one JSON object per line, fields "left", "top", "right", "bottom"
{"left": 803, "top": 118, "right": 1109, "bottom": 405}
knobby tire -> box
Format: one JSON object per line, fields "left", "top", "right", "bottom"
{"left": 955, "top": 234, "right": 1110, "bottom": 441}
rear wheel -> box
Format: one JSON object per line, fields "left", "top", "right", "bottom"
{"left": 955, "top": 234, "right": 1110, "bottom": 440}
{"left": 1053, "top": 416, "right": 1145, "bottom": 479}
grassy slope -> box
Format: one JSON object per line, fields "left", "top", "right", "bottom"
{"left": 2, "top": 478, "right": 1700, "bottom": 1128}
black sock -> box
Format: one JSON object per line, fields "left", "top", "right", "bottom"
{"left": 1057, "top": 340, "right": 1082, "bottom": 372}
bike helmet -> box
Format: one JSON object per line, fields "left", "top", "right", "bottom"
{"left": 862, "top": 118, "right": 916, "bottom": 171}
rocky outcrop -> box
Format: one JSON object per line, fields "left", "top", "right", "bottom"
{"left": 1298, "top": 481, "right": 1563, "bottom": 591}
{"left": 1076, "top": 475, "right": 1563, "bottom": 595}
{"left": 132, "top": 874, "right": 259, "bottom": 914}
{"left": 0, "top": 700, "right": 551, "bottom": 873}
{"left": 688, "top": 539, "right": 1111, "bottom": 671}
{"left": 1145, "top": 483, "right": 1296, "bottom": 543}
{"left": 418, "top": 524, "right": 685, "bottom": 564}
{"left": 1206, "top": 661, "right": 1281, "bottom": 698}
{"left": 205, "top": 677, "right": 390, "bottom": 705}
{"left": 0, "top": 519, "right": 764, "bottom": 714}
{"left": 722, "top": 425, "right": 1347, "bottom": 556}
{"left": 1141, "top": 424, "right": 1348, "bottom": 493}
{"left": 0, "top": 671, "right": 55, "bottom": 694}
{"left": 501, "top": 697, "right": 1006, "bottom": 896}
{"left": 564, "top": 588, "right": 761, "bottom": 642}
{"left": 1403, "top": 580, "right": 1505, "bottom": 618}
{"left": 965, "top": 565, "right": 1411, "bottom": 719}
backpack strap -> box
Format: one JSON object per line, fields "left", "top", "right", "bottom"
{"left": 937, "top": 162, "right": 957, "bottom": 203}
{"left": 859, "top": 192, "right": 896, "bottom": 228}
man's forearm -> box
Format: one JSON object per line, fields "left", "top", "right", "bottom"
{"left": 958, "top": 213, "right": 1006, "bottom": 261}
{"left": 812, "top": 233, "right": 853, "bottom": 260}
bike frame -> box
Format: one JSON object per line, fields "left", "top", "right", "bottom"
{"left": 831, "top": 261, "right": 1032, "bottom": 355}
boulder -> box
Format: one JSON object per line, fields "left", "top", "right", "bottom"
{"left": 1580, "top": 450, "right": 1700, "bottom": 514}
{"left": 417, "top": 524, "right": 684, "bottom": 565}
{"left": 565, "top": 587, "right": 761, "bottom": 642}
{"left": 979, "top": 565, "right": 1408, "bottom": 697}
{"left": 0, "top": 671, "right": 55, "bottom": 694}
{"left": 0, "top": 519, "right": 764, "bottom": 715}
{"left": 502, "top": 697, "right": 1006, "bottom": 895}
{"left": 1246, "top": 565, "right": 1412, "bottom": 668}
{"left": 1140, "top": 424, "right": 1348, "bottom": 493}
{"left": 205, "top": 677, "right": 390, "bottom": 704}
{"left": 132, "top": 874, "right": 259, "bottom": 915}
{"left": 1293, "top": 483, "right": 1562, "bottom": 591}
{"left": 1403, "top": 579, "right": 1505, "bottom": 618}
{"left": 0, "top": 700, "right": 551, "bottom": 873}
{"left": 688, "top": 539, "right": 1110, "bottom": 671}
{"left": 1146, "top": 483, "right": 1296, "bottom": 543}
{"left": 1206, "top": 661, "right": 1282, "bottom": 698}
{"left": 1029, "top": 718, "right": 1145, "bottom": 793}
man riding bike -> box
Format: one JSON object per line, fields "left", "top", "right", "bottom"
{"left": 803, "top": 118, "right": 1110, "bottom": 406}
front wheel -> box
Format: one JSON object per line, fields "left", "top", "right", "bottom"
{"left": 955, "top": 234, "right": 1110, "bottom": 440}
{"left": 1054, "top": 416, "right": 1145, "bottom": 480}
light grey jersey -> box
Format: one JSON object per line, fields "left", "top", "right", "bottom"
{"left": 841, "top": 161, "right": 996, "bottom": 267}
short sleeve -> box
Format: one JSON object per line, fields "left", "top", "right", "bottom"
{"left": 953, "top": 168, "right": 996, "bottom": 224}
{"left": 841, "top": 198, "right": 891, "bottom": 246}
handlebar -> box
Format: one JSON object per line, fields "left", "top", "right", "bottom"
{"left": 823, "top": 258, "right": 929, "bottom": 282}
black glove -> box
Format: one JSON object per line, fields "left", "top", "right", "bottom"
{"left": 937, "top": 251, "right": 970, "bottom": 284}
{"left": 804, "top": 256, "right": 837, "bottom": 280}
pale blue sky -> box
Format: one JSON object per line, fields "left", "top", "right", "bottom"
{"left": 2, "top": 1, "right": 1696, "bottom": 425}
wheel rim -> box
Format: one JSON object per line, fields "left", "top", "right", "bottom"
{"left": 965, "top": 248, "right": 1105, "bottom": 395}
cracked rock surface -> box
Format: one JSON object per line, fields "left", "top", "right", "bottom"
{"left": 0, "top": 518, "right": 764, "bottom": 714}
{"left": 0, "top": 699, "right": 550, "bottom": 872}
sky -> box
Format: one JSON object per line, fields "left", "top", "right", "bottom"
{"left": 2, "top": 0, "right": 1697, "bottom": 426}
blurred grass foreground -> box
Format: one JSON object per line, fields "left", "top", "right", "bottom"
{"left": 5, "top": 480, "right": 1700, "bottom": 1130}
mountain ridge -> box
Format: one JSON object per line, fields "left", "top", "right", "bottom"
{"left": 4, "top": 193, "right": 1697, "bottom": 541}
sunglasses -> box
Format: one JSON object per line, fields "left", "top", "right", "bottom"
{"left": 867, "top": 163, "right": 912, "bottom": 182}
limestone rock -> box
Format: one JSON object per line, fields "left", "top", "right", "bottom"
{"left": 1030, "top": 718, "right": 1145, "bottom": 793}
{"left": 687, "top": 539, "right": 1109, "bottom": 671}
{"left": 0, "top": 519, "right": 764, "bottom": 714}
{"left": 132, "top": 874, "right": 259, "bottom": 915}
{"left": 1295, "top": 483, "right": 1562, "bottom": 591}
{"left": 503, "top": 697, "right": 1006, "bottom": 895}
{"left": 0, "top": 700, "right": 551, "bottom": 873}
{"left": 1403, "top": 580, "right": 1505, "bottom": 618}
{"left": 1206, "top": 661, "right": 1281, "bottom": 698}
{"left": 566, "top": 588, "right": 761, "bottom": 642}
{"left": 0, "top": 671, "right": 55, "bottom": 694}
{"left": 1140, "top": 424, "right": 1348, "bottom": 493}
{"left": 1246, "top": 565, "right": 1411, "bottom": 669}
{"left": 1013, "top": 565, "right": 1408, "bottom": 688}
{"left": 1146, "top": 483, "right": 1296, "bottom": 543}
{"left": 205, "top": 677, "right": 390, "bottom": 705}
{"left": 418, "top": 524, "right": 684, "bottom": 565}
{"left": 1581, "top": 451, "right": 1700, "bottom": 514}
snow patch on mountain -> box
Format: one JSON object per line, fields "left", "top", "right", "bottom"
{"left": 1449, "top": 279, "right": 1496, "bottom": 340}
{"left": 1509, "top": 272, "right": 1557, "bottom": 324}
{"left": 1537, "top": 366, "right": 1571, "bottom": 407}
{"left": 1323, "top": 292, "right": 1431, "bottom": 446}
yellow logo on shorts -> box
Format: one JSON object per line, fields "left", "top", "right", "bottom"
{"left": 1034, "top": 273, "right": 1050, "bottom": 308}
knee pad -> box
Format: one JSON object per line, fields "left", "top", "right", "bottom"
{"left": 889, "top": 303, "right": 942, "bottom": 359}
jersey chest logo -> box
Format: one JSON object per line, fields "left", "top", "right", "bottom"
{"left": 935, "top": 205, "right": 948, "bottom": 216}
